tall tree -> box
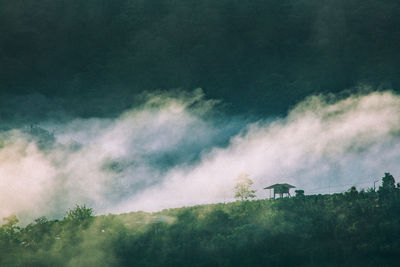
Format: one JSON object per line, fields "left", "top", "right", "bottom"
{"left": 233, "top": 173, "right": 256, "bottom": 201}
{"left": 381, "top": 172, "right": 395, "bottom": 191}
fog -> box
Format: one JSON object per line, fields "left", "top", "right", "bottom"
{"left": 1, "top": 89, "right": 400, "bottom": 223}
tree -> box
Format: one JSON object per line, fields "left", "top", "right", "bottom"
{"left": 295, "top": 189, "right": 305, "bottom": 197}
{"left": 64, "top": 205, "right": 94, "bottom": 223}
{"left": 234, "top": 173, "right": 256, "bottom": 201}
{"left": 34, "top": 216, "right": 48, "bottom": 225}
{"left": 345, "top": 186, "right": 358, "bottom": 200}
{"left": 0, "top": 214, "right": 20, "bottom": 243}
{"left": 380, "top": 172, "right": 395, "bottom": 191}
{"left": 378, "top": 172, "right": 397, "bottom": 201}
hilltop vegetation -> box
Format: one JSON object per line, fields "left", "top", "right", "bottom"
{"left": 1, "top": 174, "right": 400, "bottom": 266}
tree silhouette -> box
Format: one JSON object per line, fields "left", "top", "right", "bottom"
{"left": 378, "top": 172, "right": 397, "bottom": 201}
{"left": 295, "top": 189, "right": 305, "bottom": 197}
{"left": 381, "top": 172, "right": 395, "bottom": 191}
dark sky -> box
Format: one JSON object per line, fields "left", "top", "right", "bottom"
{"left": 0, "top": 0, "right": 399, "bottom": 125}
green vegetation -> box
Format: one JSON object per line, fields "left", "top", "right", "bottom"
{"left": 234, "top": 173, "right": 257, "bottom": 201}
{"left": 1, "top": 173, "right": 400, "bottom": 266}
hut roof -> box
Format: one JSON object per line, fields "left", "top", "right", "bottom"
{"left": 264, "top": 183, "right": 295, "bottom": 190}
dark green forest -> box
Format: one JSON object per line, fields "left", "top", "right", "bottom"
{"left": 0, "top": 0, "right": 400, "bottom": 120}
{"left": 1, "top": 173, "right": 399, "bottom": 267}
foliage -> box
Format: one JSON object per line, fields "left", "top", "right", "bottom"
{"left": 379, "top": 173, "right": 398, "bottom": 201}
{"left": 233, "top": 173, "right": 256, "bottom": 201}
{"left": 2, "top": 214, "right": 19, "bottom": 232}
{"left": 0, "top": 214, "right": 20, "bottom": 241}
{"left": 1, "top": 173, "right": 400, "bottom": 266}
{"left": 295, "top": 189, "right": 305, "bottom": 197}
{"left": 381, "top": 172, "right": 396, "bottom": 191}
{"left": 64, "top": 205, "right": 94, "bottom": 223}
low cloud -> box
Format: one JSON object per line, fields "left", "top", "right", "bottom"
{"left": 1, "top": 89, "right": 400, "bottom": 223}
{"left": 116, "top": 90, "right": 400, "bottom": 211}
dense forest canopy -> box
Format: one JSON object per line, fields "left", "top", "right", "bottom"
{"left": 0, "top": 0, "right": 399, "bottom": 121}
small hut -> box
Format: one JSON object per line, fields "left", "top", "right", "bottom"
{"left": 264, "top": 183, "right": 295, "bottom": 198}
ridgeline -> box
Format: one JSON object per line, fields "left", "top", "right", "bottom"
{"left": 1, "top": 174, "right": 399, "bottom": 266}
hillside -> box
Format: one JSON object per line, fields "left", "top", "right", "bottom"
{"left": 1, "top": 175, "right": 399, "bottom": 267}
{"left": 1, "top": 1, "right": 400, "bottom": 266}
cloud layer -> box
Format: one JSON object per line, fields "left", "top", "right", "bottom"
{"left": 1, "top": 89, "right": 400, "bottom": 223}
